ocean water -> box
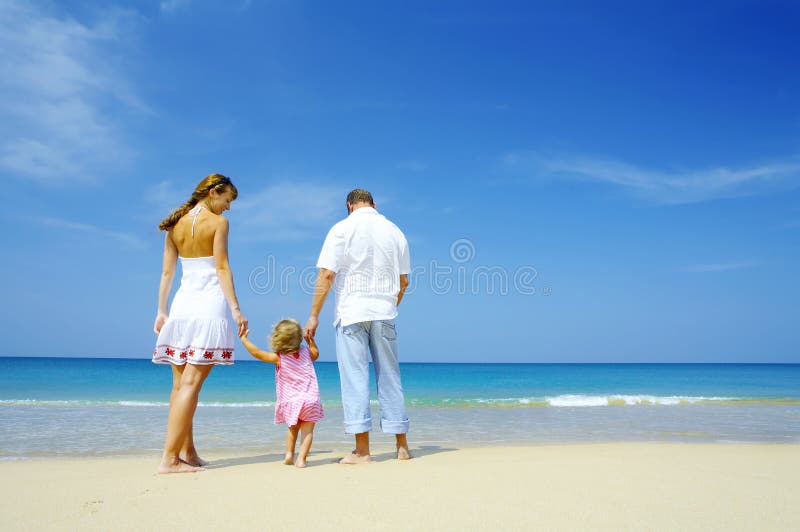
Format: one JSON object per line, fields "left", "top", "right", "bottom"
{"left": 0, "top": 357, "right": 798, "bottom": 459}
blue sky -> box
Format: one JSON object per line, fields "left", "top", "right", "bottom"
{"left": 1, "top": 0, "right": 798, "bottom": 362}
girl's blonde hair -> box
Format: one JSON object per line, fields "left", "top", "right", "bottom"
{"left": 270, "top": 319, "right": 303, "bottom": 355}
{"left": 158, "top": 173, "right": 238, "bottom": 231}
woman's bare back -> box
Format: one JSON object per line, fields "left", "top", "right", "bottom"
{"left": 169, "top": 207, "right": 222, "bottom": 258}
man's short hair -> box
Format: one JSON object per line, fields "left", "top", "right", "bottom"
{"left": 346, "top": 189, "right": 374, "bottom": 206}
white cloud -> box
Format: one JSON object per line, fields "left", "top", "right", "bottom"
{"left": 160, "top": 1, "right": 252, "bottom": 14}
{"left": 32, "top": 216, "right": 147, "bottom": 249}
{"left": 233, "top": 181, "right": 345, "bottom": 241}
{"left": 502, "top": 152, "right": 800, "bottom": 204}
{"left": 680, "top": 261, "right": 760, "bottom": 273}
{"left": 776, "top": 220, "right": 800, "bottom": 230}
{"left": 143, "top": 180, "right": 189, "bottom": 226}
{"left": 0, "top": 1, "right": 146, "bottom": 184}
{"left": 160, "top": 0, "right": 191, "bottom": 13}
{"left": 396, "top": 161, "right": 429, "bottom": 172}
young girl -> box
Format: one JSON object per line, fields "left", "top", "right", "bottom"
{"left": 240, "top": 319, "right": 323, "bottom": 468}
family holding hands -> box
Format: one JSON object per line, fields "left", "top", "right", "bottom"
{"left": 152, "top": 174, "right": 411, "bottom": 473}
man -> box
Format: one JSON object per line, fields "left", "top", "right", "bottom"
{"left": 304, "top": 189, "right": 411, "bottom": 463}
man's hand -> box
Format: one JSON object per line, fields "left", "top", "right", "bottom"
{"left": 304, "top": 268, "right": 334, "bottom": 341}
{"left": 304, "top": 315, "right": 319, "bottom": 341}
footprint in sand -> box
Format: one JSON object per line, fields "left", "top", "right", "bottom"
{"left": 83, "top": 500, "right": 104, "bottom": 514}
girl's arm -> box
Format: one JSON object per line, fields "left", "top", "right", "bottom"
{"left": 306, "top": 336, "right": 320, "bottom": 362}
{"left": 213, "top": 217, "right": 248, "bottom": 336}
{"left": 240, "top": 331, "right": 280, "bottom": 365}
{"left": 154, "top": 232, "right": 178, "bottom": 334}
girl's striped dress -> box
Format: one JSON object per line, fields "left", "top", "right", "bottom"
{"left": 274, "top": 346, "right": 324, "bottom": 426}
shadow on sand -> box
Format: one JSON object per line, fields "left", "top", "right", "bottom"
{"left": 328, "top": 445, "right": 459, "bottom": 464}
{"left": 207, "top": 449, "right": 334, "bottom": 470}
{"left": 207, "top": 445, "right": 457, "bottom": 469}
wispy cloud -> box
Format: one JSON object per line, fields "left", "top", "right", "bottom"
{"left": 775, "top": 220, "right": 800, "bottom": 230}
{"left": 231, "top": 181, "right": 345, "bottom": 241}
{"left": 144, "top": 180, "right": 188, "bottom": 225}
{"left": 0, "top": 1, "right": 147, "bottom": 184}
{"left": 680, "top": 260, "right": 760, "bottom": 273}
{"left": 143, "top": 178, "right": 347, "bottom": 240}
{"left": 32, "top": 216, "right": 147, "bottom": 249}
{"left": 160, "top": 0, "right": 191, "bottom": 13}
{"left": 396, "top": 161, "right": 429, "bottom": 172}
{"left": 502, "top": 152, "right": 800, "bottom": 204}
{"left": 160, "top": 0, "right": 252, "bottom": 14}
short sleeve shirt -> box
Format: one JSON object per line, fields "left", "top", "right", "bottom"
{"left": 317, "top": 207, "right": 410, "bottom": 326}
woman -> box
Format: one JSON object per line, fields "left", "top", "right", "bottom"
{"left": 153, "top": 173, "right": 247, "bottom": 473}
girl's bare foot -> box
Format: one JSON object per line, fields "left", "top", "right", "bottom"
{"left": 157, "top": 458, "right": 205, "bottom": 474}
{"left": 283, "top": 452, "right": 294, "bottom": 465}
{"left": 397, "top": 445, "right": 411, "bottom": 460}
{"left": 338, "top": 452, "right": 371, "bottom": 464}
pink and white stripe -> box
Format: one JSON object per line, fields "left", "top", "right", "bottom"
{"left": 274, "top": 346, "right": 324, "bottom": 426}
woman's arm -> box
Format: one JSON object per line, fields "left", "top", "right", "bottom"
{"left": 307, "top": 336, "right": 320, "bottom": 361}
{"left": 213, "top": 217, "right": 248, "bottom": 335}
{"left": 154, "top": 232, "right": 178, "bottom": 334}
{"left": 240, "top": 331, "right": 280, "bottom": 365}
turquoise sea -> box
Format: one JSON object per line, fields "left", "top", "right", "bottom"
{"left": 1, "top": 358, "right": 798, "bottom": 459}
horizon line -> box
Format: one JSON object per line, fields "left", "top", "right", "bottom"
{"left": 0, "top": 355, "right": 797, "bottom": 365}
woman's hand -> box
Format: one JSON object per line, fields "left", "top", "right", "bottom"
{"left": 239, "top": 328, "right": 250, "bottom": 339}
{"left": 233, "top": 309, "right": 248, "bottom": 337}
{"left": 153, "top": 312, "right": 168, "bottom": 335}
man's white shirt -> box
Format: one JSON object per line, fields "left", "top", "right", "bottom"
{"left": 317, "top": 207, "right": 410, "bottom": 327}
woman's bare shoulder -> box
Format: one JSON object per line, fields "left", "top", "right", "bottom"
{"left": 210, "top": 213, "right": 229, "bottom": 229}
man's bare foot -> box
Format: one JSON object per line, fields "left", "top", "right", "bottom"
{"left": 397, "top": 446, "right": 411, "bottom": 460}
{"left": 338, "top": 452, "right": 371, "bottom": 464}
{"left": 283, "top": 453, "right": 294, "bottom": 465}
{"left": 157, "top": 459, "right": 205, "bottom": 474}
{"left": 181, "top": 455, "right": 208, "bottom": 467}
{"left": 295, "top": 458, "right": 307, "bottom": 468}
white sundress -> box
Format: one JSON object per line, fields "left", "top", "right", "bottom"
{"left": 152, "top": 205, "right": 235, "bottom": 366}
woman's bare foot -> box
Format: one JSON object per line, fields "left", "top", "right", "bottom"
{"left": 283, "top": 452, "right": 294, "bottom": 465}
{"left": 338, "top": 452, "right": 371, "bottom": 464}
{"left": 397, "top": 445, "right": 411, "bottom": 460}
{"left": 295, "top": 458, "right": 307, "bottom": 468}
{"left": 181, "top": 455, "right": 208, "bottom": 467}
{"left": 157, "top": 458, "right": 205, "bottom": 474}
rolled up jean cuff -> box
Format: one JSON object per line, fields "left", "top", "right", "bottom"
{"left": 344, "top": 418, "right": 372, "bottom": 434}
{"left": 380, "top": 418, "right": 409, "bottom": 434}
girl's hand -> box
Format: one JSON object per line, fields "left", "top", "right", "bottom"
{"left": 240, "top": 328, "right": 250, "bottom": 339}
{"left": 153, "top": 312, "right": 168, "bottom": 335}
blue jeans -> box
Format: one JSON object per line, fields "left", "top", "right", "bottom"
{"left": 335, "top": 319, "right": 409, "bottom": 434}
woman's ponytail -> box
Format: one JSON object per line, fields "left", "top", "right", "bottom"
{"left": 157, "top": 173, "right": 236, "bottom": 231}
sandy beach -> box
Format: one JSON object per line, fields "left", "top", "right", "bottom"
{"left": 1, "top": 443, "right": 798, "bottom": 531}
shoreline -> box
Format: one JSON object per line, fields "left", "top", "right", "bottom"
{"left": 4, "top": 436, "right": 800, "bottom": 463}
{"left": 2, "top": 443, "right": 798, "bottom": 530}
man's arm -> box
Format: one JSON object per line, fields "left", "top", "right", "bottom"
{"left": 304, "top": 268, "right": 336, "bottom": 340}
{"left": 397, "top": 274, "right": 409, "bottom": 306}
